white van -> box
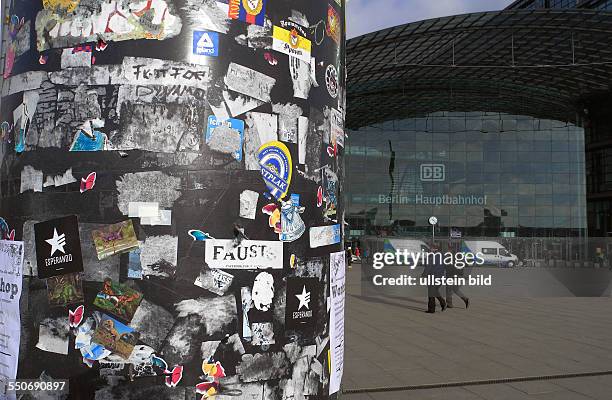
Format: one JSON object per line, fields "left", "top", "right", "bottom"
{"left": 462, "top": 240, "right": 518, "bottom": 267}
{"left": 384, "top": 238, "right": 431, "bottom": 266}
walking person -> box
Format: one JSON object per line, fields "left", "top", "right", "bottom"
{"left": 422, "top": 245, "right": 446, "bottom": 313}
{"left": 445, "top": 262, "right": 469, "bottom": 309}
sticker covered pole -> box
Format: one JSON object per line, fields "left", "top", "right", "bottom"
{"left": 1, "top": 0, "right": 346, "bottom": 398}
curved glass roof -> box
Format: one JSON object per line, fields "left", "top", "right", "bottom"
{"left": 346, "top": 9, "right": 612, "bottom": 129}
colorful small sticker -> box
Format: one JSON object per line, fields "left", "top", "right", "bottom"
{"left": 280, "top": 194, "right": 305, "bottom": 242}
{"left": 272, "top": 22, "right": 312, "bottom": 63}
{"left": 80, "top": 172, "right": 96, "bottom": 193}
{"left": 193, "top": 31, "right": 219, "bottom": 57}
{"left": 228, "top": 0, "right": 267, "bottom": 26}
{"left": 326, "top": 4, "right": 341, "bottom": 44}
{"left": 68, "top": 305, "right": 84, "bottom": 328}
{"left": 70, "top": 130, "right": 106, "bottom": 152}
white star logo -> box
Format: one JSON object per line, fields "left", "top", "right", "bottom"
{"left": 46, "top": 228, "right": 66, "bottom": 256}
{"left": 295, "top": 285, "right": 311, "bottom": 311}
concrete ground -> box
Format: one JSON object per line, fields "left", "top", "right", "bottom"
{"left": 343, "top": 262, "right": 612, "bottom": 399}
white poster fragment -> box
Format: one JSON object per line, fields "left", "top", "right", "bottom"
{"left": 140, "top": 210, "right": 172, "bottom": 226}
{"left": 331, "top": 108, "right": 345, "bottom": 148}
{"left": 298, "top": 116, "right": 308, "bottom": 164}
{"left": 0, "top": 240, "right": 24, "bottom": 383}
{"left": 205, "top": 240, "right": 283, "bottom": 270}
{"left": 224, "top": 63, "right": 276, "bottom": 102}
{"left": 128, "top": 202, "right": 160, "bottom": 218}
{"left": 239, "top": 190, "right": 259, "bottom": 220}
{"left": 329, "top": 250, "right": 346, "bottom": 395}
{"left": 245, "top": 112, "right": 278, "bottom": 170}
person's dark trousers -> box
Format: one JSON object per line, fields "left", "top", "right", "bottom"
{"left": 446, "top": 284, "right": 467, "bottom": 307}
{"left": 427, "top": 284, "right": 446, "bottom": 312}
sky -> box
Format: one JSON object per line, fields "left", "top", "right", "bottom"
{"left": 346, "top": 0, "right": 516, "bottom": 38}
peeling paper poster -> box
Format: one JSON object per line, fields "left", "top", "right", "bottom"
{"left": 224, "top": 63, "right": 275, "bottom": 102}
{"left": 35, "top": 0, "right": 183, "bottom": 51}
{"left": 0, "top": 240, "right": 24, "bottom": 384}
{"left": 121, "top": 57, "right": 211, "bottom": 91}
{"left": 205, "top": 240, "right": 283, "bottom": 270}
{"left": 329, "top": 251, "right": 346, "bottom": 395}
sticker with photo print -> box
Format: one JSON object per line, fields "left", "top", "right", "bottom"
{"left": 34, "top": 215, "right": 84, "bottom": 278}
{"left": 46, "top": 272, "right": 84, "bottom": 307}
{"left": 285, "top": 277, "right": 320, "bottom": 334}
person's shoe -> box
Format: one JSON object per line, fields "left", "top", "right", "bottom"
{"left": 440, "top": 300, "right": 447, "bottom": 312}
{"left": 425, "top": 310, "right": 435, "bottom": 314}
{"left": 463, "top": 297, "right": 470, "bottom": 309}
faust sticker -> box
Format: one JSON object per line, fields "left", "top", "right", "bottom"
{"left": 205, "top": 240, "right": 283, "bottom": 270}
{"left": 258, "top": 141, "right": 292, "bottom": 200}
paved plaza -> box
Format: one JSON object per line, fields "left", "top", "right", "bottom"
{"left": 343, "top": 263, "right": 612, "bottom": 399}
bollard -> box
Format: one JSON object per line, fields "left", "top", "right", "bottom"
{"left": 0, "top": 0, "right": 346, "bottom": 398}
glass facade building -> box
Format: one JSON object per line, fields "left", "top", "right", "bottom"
{"left": 346, "top": 112, "right": 586, "bottom": 239}
{"left": 346, "top": 2, "right": 612, "bottom": 248}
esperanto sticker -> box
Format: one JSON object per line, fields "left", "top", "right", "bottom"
{"left": 258, "top": 141, "right": 292, "bottom": 200}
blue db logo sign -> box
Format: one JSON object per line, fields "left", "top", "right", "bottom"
{"left": 420, "top": 164, "right": 445, "bottom": 181}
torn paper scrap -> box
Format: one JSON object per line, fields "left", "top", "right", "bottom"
{"left": 239, "top": 190, "right": 259, "bottom": 220}
{"left": 140, "top": 210, "right": 172, "bottom": 226}
{"left": 194, "top": 269, "right": 234, "bottom": 296}
{"left": 36, "top": 317, "right": 70, "bottom": 355}
{"left": 140, "top": 235, "right": 179, "bottom": 278}
{"left": 116, "top": 171, "right": 181, "bottom": 215}
{"left": 20, "top": 166, "right": 43, "bottom": 193}
{"left": 128, "top": 202, "right": 160, "bottom": 218}
{"left": 61, "top": 48, "right": 92, "bottom": 68}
